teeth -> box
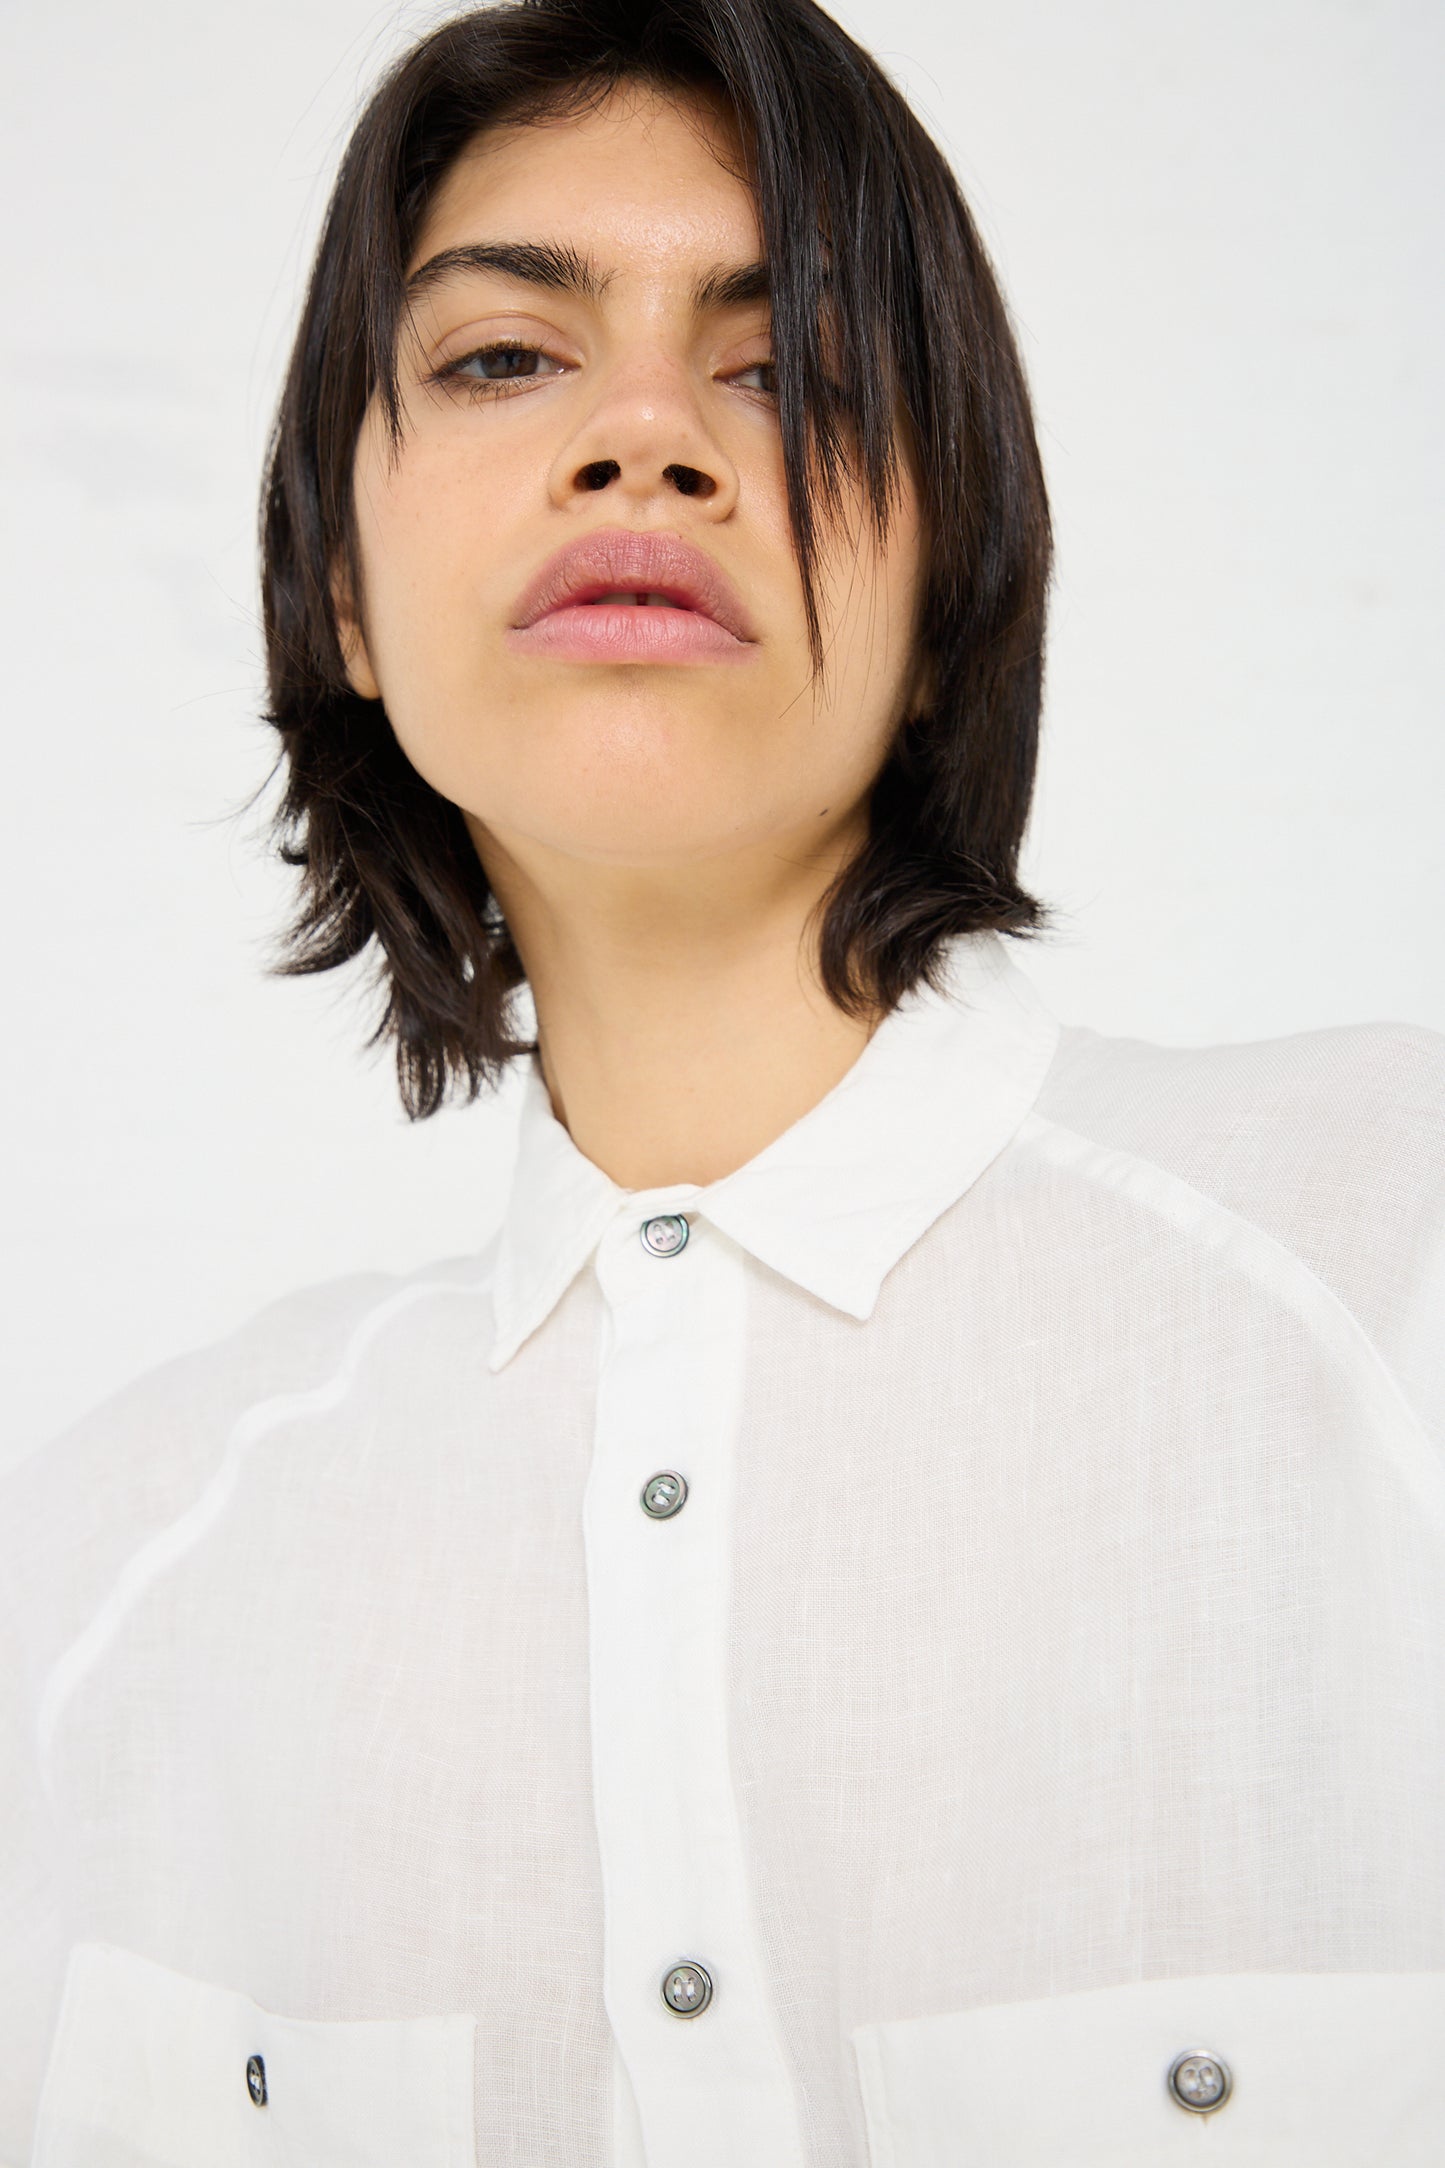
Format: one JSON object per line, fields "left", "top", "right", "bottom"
{"left": 589, "top": 591, "right": 681, "bottom": 606}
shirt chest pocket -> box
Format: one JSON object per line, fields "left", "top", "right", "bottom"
{"left": 30, "top": 1942, "right": 477, "bottom": 2168}
{"left": 850, "top": 1971, "right": 1445, "bottom": 2168}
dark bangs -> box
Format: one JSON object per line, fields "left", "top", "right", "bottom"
{"left": 258, "top": 0, "right": 1054, "bottom": 1119}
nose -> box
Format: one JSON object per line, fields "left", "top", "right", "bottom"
{"left": 546, "top": 354, "right": 740, "bottom": 518}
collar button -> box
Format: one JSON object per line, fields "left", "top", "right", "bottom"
{"left": 639, "top": 1214, "right": 690, "bottom": 1258}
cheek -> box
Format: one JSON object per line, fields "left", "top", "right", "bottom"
{"left": 812, "top": 540, "right": 924, "bottom": 743}
{"left": 355, "top": 437, "right": 520, "bottom": 675}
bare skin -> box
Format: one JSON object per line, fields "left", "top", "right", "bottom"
{"left": 336, "top": 80, "right": 931, "bottom": 1189}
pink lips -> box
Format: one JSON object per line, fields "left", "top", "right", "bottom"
{"left": 506, "top": 528, "right": 758, "bottom": 666}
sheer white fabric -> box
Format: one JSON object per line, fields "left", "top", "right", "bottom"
{"left": 3, "top": 930, "right": 1442, "bottom": 2166}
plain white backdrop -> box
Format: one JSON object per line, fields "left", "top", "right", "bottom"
{"left": 2, "top": 0, "right": 1441, "bottom": 1467}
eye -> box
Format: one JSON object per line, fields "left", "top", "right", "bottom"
{"left": 434, "top": 341, "right": 567, "bottom": 395}
{"left": 430, "top": 342, "right": 777, "bottom": 402}
{"left": 731, "top": 359, "right": 777, "bottom": 397}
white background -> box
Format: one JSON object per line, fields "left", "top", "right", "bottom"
{"left": 2, "top": 0, "right": 1440, "bottom": 1465}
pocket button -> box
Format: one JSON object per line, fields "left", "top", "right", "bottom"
{"left": 245, "top": 2052, "right": 268, "bottom": 2106}
{"left": 1166, "top": 2048, "right": 1231, "bottom": 2113}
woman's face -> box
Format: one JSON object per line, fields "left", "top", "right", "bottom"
{"left": 339, "top": 80, "right": 930, "bottom": 887}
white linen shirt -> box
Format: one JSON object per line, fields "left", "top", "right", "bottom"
{"left": 3, "top": 929, "right": 1444, "bottom": 2168}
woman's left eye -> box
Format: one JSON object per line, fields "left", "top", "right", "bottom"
{"left": 732, "top": 360, "right": 777, "bottom": 396}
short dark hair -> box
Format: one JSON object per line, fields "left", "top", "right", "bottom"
{"left": 257, "top": 0, "right": 1054, "bottom": 1119}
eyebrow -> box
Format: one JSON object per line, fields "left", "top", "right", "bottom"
{"left": 403, "top": 240, "right": 772, "bottom": 314}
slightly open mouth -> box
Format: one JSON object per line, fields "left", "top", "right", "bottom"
{"left": 583, "top": 591, "right": 688, "bottom": 607}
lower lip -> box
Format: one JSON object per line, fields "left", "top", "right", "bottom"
{"left": 506, "top": 603, "right": 754, "bottom": 665}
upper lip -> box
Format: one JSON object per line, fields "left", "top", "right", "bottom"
{"left": 509, "top": 527, "right": 757, "bottom": 642}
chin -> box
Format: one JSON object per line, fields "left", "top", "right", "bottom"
{"left": 528, "top": 806, "right": 761, "bottom": 868}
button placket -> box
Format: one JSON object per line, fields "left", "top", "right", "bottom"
{"left": 584, "top": 1212, "right": 806, "bottom": 2162}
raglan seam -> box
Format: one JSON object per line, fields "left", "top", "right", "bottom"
{"left": 1015, "top": 1108, "right": 1442, "bottom": 1483}
{"left": 32, "top": 1270, "right": 498, "bottom": 1797}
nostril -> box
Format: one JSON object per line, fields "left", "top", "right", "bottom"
{"left": 579, "top": 459, "right": 620, "bottom": 491}
{"left": 664, "top": 464, "right": 714, "bottom": 498}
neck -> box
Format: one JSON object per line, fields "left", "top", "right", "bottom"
{"left": 473, "top": 821, "right": 883, "bottom": 1191}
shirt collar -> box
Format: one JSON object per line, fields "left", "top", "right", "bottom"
{"left": 487, "top": 930, "right": 1060, "bottom": 1372}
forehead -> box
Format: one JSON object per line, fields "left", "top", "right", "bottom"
{"left": 407, "top": 82, "right": 760, "bottom": 280}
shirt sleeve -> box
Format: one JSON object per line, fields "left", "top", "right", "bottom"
{"left": 0, "top": 1266, "right": 402, "bottom": 2163}
{"left": 1040, "top": 1013, "right": 1445, "bottom": 1446}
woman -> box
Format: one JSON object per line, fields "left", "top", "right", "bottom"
{"left": 3, "top": 0, "right": 1442, "bottom": 2162}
